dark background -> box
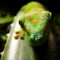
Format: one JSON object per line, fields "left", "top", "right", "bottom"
{"left": 0, "top": 0, "right": 60, "bottom": 15}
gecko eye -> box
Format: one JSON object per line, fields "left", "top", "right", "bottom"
{"left": 19, "top": 21, "right": 24, "bottom": 27}
{"left": 19, "top": 21, "right": 21, "bottom": 25}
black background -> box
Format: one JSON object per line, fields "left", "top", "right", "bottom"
{"left": 0, "top": 0, "right": 60, "bottom": 15}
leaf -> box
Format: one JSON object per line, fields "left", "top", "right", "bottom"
{"left": 1, "top": 11, "right": 36, "bottom": 60}
{"left": 0, "top": 16, "right": 13, "bottom": 24}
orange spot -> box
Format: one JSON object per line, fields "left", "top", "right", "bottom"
{"left": 23, "top": 25, "right": 30, "bottom": 35}
{"left": 19, "top": 30, "right": 24, "bottom": 39}
{"left": 27, "top": 16, "right": 40, "bottom": 24}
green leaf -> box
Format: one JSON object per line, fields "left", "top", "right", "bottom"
{"left": 1, "top": 11, "right": 36, "bottom": 60}
{"left": 0, "top": 16, "right": 13, "bottom": 24}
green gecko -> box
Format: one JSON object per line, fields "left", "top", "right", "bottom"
{"left": 15, "top": 1, "right": 52, "bottom": 46}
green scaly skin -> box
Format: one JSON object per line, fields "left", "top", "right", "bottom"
{"left": 19, "top": 1, "right": 52, "bottom": 46}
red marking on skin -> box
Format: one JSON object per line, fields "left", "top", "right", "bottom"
{"left": 44, "top": 22, "right": 50, "bottom": 32}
